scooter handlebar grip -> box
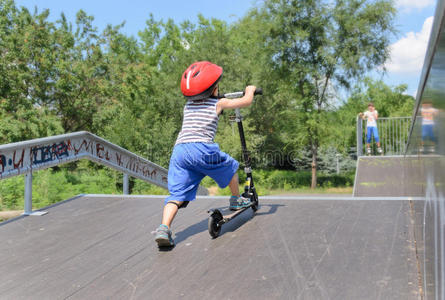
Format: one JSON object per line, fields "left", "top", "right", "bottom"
{"left": 243, "top": 88, "right": 263, "bottom": 96}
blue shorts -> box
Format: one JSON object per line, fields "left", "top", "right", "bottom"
{"left": 165, "top": 143, "right": 239, "bottom": 204}
{"left": 366, "top": 126, "right": 379, "bottom": 143}
{"left": 422, "top": 124, "right": 435, "bottom": 142}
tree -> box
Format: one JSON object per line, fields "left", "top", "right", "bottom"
{"left": 0, "top": 0, "right": 64, "bottom": 143}
{"left": 335, "top": 78, "right": 415, "bottom": 152}
{"left": 250, "top": 0, "right": 396, "bottom": 188}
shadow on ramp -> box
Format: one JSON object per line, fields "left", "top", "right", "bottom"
{"left": 173, "top": 204, "right": 284, "bottom": 244}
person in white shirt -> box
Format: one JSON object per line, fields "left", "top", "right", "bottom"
{"left": 359, "top": 103, "right": 383, "bottom": 155}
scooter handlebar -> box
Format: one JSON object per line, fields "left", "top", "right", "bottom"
{"left": 253, "top": 88, "right": 263, "bottom": 96}
{"left": 220, "top": 88, "right": 263, "bottom": 99}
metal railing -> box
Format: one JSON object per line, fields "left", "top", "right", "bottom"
{"left": 0, "top": 131, "right": 207, "bottom": 215}
{"left": 356, "top": 116, "right": 411, "bottom": 157}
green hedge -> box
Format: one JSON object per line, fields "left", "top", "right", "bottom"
{"left": 1, "top": 166, "right": 354, "bottom": 211}
{"left": 255, "top": 170, "right": 354, "bottom": 189}
{"left": 0, "top": 163, "right": 167, "bottom": 211}
{"left": 201, "top": 169, "right": 355, "bottom": 190}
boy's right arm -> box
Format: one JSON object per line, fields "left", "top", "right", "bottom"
{"left": 216, "top": 85, "right": 256, "bottom": 115}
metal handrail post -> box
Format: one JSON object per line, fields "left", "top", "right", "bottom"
{"left": 23, "top": 172, "right": 47, "bottom": 216}
{"left": 123, "top": 173, "right": 129, "bottom": 195}
{"left": 356, "top": 115, "right": 363, "bottom": 158}
{"left": 24, "top": 172, "right": 32, "bottom": 215}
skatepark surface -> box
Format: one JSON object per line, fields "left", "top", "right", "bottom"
{"left": 0, "top": 194, "right": 421, "bottom": 299}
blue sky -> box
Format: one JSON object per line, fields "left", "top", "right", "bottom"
{"left": 14, "top": 0, "right": 437, "bottom": 98}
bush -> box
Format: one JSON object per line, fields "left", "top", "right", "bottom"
{"left": 0, "top": 176, "right": 25, "bottom": 210}
{"left": 202, "top": 169, "right": 354, "bottom": 195}
{"left": 0, "top": 164, "right": 168, "bottom": 211}
{"left": 132, "top": 179, "right": 168, "bottom": 195}
{"left": 249, "top": 169, "right": 354, "bottom": 189}
{"left": 0, "top": 165, "right": 355, "bottom": 211}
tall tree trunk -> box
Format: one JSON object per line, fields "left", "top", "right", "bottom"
{"left": 311, "top": 143, "right": 317, "bottom": 189}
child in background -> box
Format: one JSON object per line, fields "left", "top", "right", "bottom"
{"left": 154, "top": 61, "right": 256, "bottom": 247}
{"left": 359, "top": 103, "right": 383, "bottom": 155}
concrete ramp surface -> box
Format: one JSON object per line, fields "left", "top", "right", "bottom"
{"left": 353, "top": 155, "right": 442, "bottom": 197}
{"left": 0, "top": 195, "right": 420, "bottom": 299}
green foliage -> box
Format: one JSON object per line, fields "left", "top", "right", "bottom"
{"left": 0, "top": 175, "right": 24, "bottom": 210}
{"left": 336, "top": 78, "right": 415, "bottom": 151}
{"left": 347, "top": 78, "right": 415, "bottom": 117}
{"left": 0, "top": 164, "right": 123, "bottom": 210}
{"left": 254, "top": 169, "right": 354, "bottom": 190}
{"left": 132, "top": 179, "right": 168, "bottom": 195}
{"left": 201, "top": 168, "right": 354, "bottom": 197}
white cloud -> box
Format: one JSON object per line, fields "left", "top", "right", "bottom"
{"left": 385, "top": 16, "right": 434, "bottom": 74}
{"left": 396, "top": 0, "right": 435, "bottom": 11}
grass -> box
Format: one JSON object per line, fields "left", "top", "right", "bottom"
{"left": 208, "top": 185, "right": 353, "bottom": 196}
{"left": 266, "top": 186, "right": 353, "bottom": 195}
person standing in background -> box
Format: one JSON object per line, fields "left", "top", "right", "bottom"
{"left": 359, "top": 103, "right": 383, "bottom": 155}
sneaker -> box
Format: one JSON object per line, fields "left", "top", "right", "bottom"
{"left": 377, "top": 147, "right": 383, "bottom": 154}
{"left": 155, "top": 224, "right": 174, "bottom": 247}
{"left": 229, "top": 195, "right": 251, "bottom": 211}
{"left": 366, "top": 148, "right": 372, "bottom": 155}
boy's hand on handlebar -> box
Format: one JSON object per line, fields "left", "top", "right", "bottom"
{"left": 245, "top": 85, "right": 256, "bottom": 95}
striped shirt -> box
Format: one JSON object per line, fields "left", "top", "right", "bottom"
{"left": 175, "top": 97, "right": 219, "bottom": 145}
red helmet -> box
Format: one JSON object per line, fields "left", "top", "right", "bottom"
{"left": 181, "top": 61, "right": 223, "bottom": 100}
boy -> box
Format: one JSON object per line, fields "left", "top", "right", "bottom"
{"left": 359, "top": 103, "right": 383, "bottom": 155}
{"left": 154, "top": 61, "right": 256, "bottom": 247}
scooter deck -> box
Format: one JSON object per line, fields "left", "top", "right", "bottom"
{"left": 209, "top": 203, "right": 254, "bottom": 225}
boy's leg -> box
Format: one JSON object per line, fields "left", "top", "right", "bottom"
{"left": 200, "top": 144, "right": 249, "bottom": 210}
{"left": 161, "top": 201, "right": 183, "bottom": 228}
{"left": 374, "top": 127, "right": 383, "bottom": 154}
{"left": 366, "top": 144, "right": 371, "bottom": 155}
{"left": 228, "top": 173, "right": 240, "bottom": 196}
{"left": 155, "top": 201, "right": 183, "bottom": 247}
{"left": 227, "top": 173, "right": 251, "bottom": 210}
{"left": 366, "top": 127, "right": 372, "bottom": 154}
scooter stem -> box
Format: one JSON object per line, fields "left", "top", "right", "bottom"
{"left": 235, "top": 108, "right": 252, "bottom": 174}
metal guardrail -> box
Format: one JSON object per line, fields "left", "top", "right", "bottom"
{"left": 356, "top": 116, "right": 411, "bottom": 157}
{"left": 0, "top": 131, "right": 207, "bottom": 215}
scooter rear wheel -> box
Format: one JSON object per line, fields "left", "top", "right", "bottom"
{"left": 208, "top": 213, "right": 222, "bottom": 238}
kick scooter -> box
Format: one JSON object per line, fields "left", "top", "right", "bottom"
{"left": 207, "top": 88, "right": 263, "bottom": 238}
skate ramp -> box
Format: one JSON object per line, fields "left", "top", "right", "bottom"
{"left": 0, "top": 195, "right": 420, "bottom": 299}
{"left": 353, "top": 155, "right": 442, "bottom": 197}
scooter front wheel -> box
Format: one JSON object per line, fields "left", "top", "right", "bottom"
{"left": 251, "top": 191, "right": 259, "bottom": 212}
